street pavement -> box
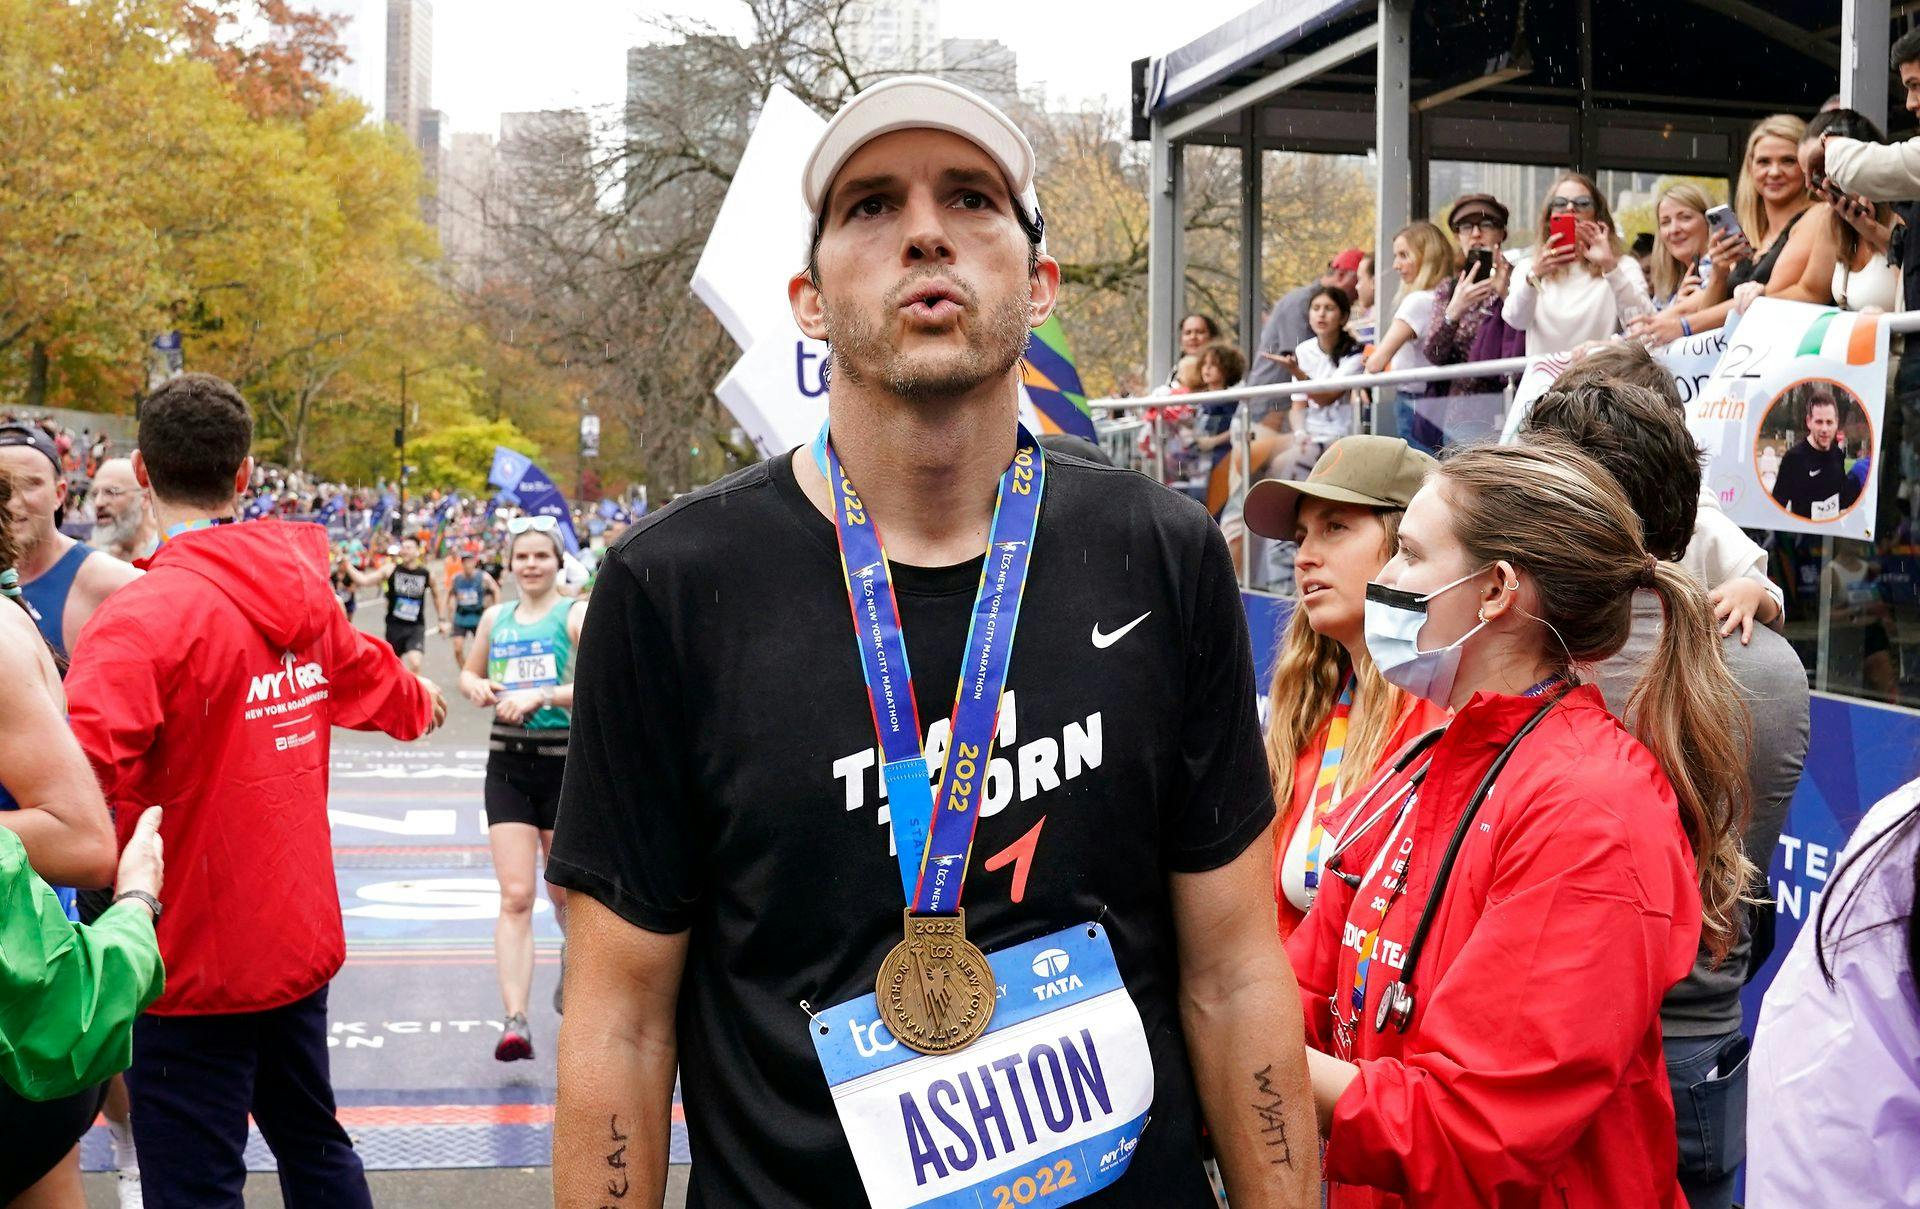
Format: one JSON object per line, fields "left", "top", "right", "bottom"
{"left": 82, "top": 591, "right": 691, "bottom": 1207}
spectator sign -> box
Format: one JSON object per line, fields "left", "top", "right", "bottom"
{"left": 1686, "top": 299, "right": 1886, "bottom": 541}
{"left": 1501, "top": 301, "right": 1885, "bottom": 541}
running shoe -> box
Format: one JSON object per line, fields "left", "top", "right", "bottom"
{"left": 554, "top": 941, "right": 566, "bottom": 1015}
{"left": 495, "top": 1013, "right": 534, "bottom": 1062}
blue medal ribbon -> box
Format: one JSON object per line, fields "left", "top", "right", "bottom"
{"left": 815, "top": 423, "right": 1045, "bottom": 913}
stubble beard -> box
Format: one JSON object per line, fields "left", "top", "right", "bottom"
{"left": 824, "top": 273, "right": 1032, "bottom": 405}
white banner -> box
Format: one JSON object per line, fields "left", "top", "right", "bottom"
{"left": 1688, "top": 299, "right": 1886, "bottom": 540}
{"left": 1496, "top": 304, "right": 1885, "bottom": 539}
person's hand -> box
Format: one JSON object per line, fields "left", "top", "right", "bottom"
{"left": 1628, "top": 310, "right": 1687, "bottom": 348}
{"left": 1492, "top": 251, "right": 1513, "bottom": 297}
{"left": 418, "top": 675, "right": 449, "bottom": 730}
{"left": 1733, "top": 281, "right": 1765, "bottom": 315}
{"left": 458, "top": 670, "right": 497, "bottom": 708}
{"left": 1446, "top": 270, "right": 1500, "bottom": 320}
{"left": 1578, "top": 220, "right": 1618, "bottom": 271}
{"left": 1532, "top": 232, "right": 1578, "bottom": 276}
{"left": 494, "top": 689, "right": 543, "bottom": 725}
{"left": 115, "top": 806, "right": 164, "bottom": 902}
{"left": 1676, "top": 264, "right": 1703, "bottom": 301}
{"left": 1709, "top": 577, "right": 1772, "bottom": 645}
{"left": 1836, "top": 193, "right": 1894, "bottom": 254}
{"left": 1705, "top": 229, "right": 1750, "bottom": 277}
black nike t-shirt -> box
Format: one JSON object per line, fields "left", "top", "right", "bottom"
{"left": 548, "top": 450, "right": 1274, "bottom": 1208}
{"left": 1770, "top": 439, "right": 1858, "bottom": 518}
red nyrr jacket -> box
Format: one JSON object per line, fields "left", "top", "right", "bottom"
{"left": 68, "top": 520, "right": 432, "bottom": 1015}
{"left": 1287, "top": 685, "right": 1699, "bottom": 1208}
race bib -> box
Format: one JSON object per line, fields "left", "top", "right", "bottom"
{"left": 456, "top": 587, "right": 481, "bottom": 608}
{"left": 1812, "top": 494, "right": 1841, "bottom": 521}
{"left": 812, "top": 922, "right": 1153, "bottom": 1209}
{"left": 494, "top": 638, "right": 559, "bottom": 690}
{"left": 392, "top": 596, "right": 422, "bottom": 623}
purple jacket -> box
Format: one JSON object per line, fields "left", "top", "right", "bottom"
{"left": 1422, "top": 276, "right": 1526, "bottom": 397}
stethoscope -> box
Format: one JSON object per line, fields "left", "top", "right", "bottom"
{"left": 1325, "top": 688, "right": 1569, "bottom": 1035}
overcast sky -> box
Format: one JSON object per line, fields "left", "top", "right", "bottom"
{"left": 335, "top": 0, "right": 1256, "bottom": 137}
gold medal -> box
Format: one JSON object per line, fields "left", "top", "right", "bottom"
{"left": 874, "top": 909, "right": 995, "bottom": 1056}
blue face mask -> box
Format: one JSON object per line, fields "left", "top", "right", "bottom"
{"left": 1362, "top": 569, "right": 1491, "bottom": 705}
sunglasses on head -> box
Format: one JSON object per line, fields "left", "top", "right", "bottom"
{"left": 507, "top": 515, "right": 559, "bottom": 534}
{"left": 1548, "top": 196, "right": 1597, "bottom": 213}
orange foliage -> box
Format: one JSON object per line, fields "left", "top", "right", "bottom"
{"left": 178, "top": 0, "right": 349, "bottom": 120}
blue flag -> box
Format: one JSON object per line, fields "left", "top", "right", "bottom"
{"left": 244, "top": 494, "right": 275, "bottom": 520}
{"left": 487, "top": 446, "right": 580, "bottom": 554}
{"left": 367, "top": 492, "right": 396, "bottom": 538}
{"left": 316, "top": 495, "right": 344, "bottom": 529}
{"left": 488, "top": 447, "right": 534, "bottom": 492}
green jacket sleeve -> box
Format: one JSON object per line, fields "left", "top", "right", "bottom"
{"left": 0, "top": 826, "right": 163, "bottom": 1101}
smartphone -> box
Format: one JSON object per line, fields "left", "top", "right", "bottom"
{"left": 1465, "top": 247, "right": 1494, "bottom": 281}
{"left": 1549, "top": 213, "right": 1578, "bottom": 254}
{"left": 1704, "top": 204, "right": 1743, "bottom": 245}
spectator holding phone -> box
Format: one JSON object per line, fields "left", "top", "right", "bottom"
{"left": 1249, "top": 249, "right": 1365, "bottom": 387}
{"left": 1262, "top": 287, "right": 1367, "bottom": 471}
{"left": 1815, "top": 29, "right": 1920, "bottom": 203}
{"left": 1366, "top": 221, "right": 1455, "bottom": 454}
{"left": 1423, "top": 193, "right": 1526, "bottom": 400}
{"left": 1776, "top": 109, "right": 1904, "bottom": 313}
{"left": 1507, "top": 172, "right": 1653, "bottom": 355}
{"left": 1628, "top": 185, "right": 1751, "bottom": 346}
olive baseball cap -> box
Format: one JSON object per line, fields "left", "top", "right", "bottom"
{"left": 1244, "top": 435, "right": 1436, "bottom": 540}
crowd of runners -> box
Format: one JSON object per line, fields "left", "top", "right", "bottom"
{"left": 6, "top": 70, "right": 1920, "bottom": 1209}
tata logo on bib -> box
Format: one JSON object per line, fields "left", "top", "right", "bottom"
{"left": 1030, "top": 948, "right": 1082, "bottom": 1001}
{"left": 1031, "top": 949, "right": 1071, "bottom": 978}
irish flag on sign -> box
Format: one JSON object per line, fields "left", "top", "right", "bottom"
{"left": 1795, "top": 308, "right": 1882, "bottom": 366}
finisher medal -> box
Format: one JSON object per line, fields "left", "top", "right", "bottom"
{"left": 815, "top": 424, "right": 1045, "bottom": 1058}
{"left": 875, "top": 910, "right": 994, "bottom": 1055}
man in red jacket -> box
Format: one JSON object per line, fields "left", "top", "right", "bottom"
{"left": 66, "top": 374, "right": 447, "bottom": 1209}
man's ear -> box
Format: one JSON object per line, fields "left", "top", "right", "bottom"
{"left": 1028, "top": 254, "right": 1062, "bottom": 329}
{"left": 233, "top": 456, "right": 253, "bottom": 497}
{"left": 790, "top": 269, "right": 829, "bottom": 341}
{"left": 132, "top": 450, "right": 151, "bottom": 489}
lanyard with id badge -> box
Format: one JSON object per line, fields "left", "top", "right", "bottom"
{"left": 809, "top": 425, "right": 1154, "bottom": 1209}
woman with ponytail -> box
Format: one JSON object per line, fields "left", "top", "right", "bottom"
{"left": 1243, "top": 435, "right": 1448, "bottom": 941}
{"left": 1286, "top": 438, "right": 1752, "bottom": 1208}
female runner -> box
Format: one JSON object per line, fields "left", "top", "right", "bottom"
{"left": 459, "top": 516, "right": 585, "bottom": 1061}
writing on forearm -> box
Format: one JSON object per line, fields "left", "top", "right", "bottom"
{"left": 1250, "top": 1064, "right": 1295, "bottom": 1169}
{"left": 601, "top": 1114, "right": 631, "bottom": 1204}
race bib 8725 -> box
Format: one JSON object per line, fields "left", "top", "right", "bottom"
{"left": 811, "top": 923, "right": 1152, "bottom": 1209}
{"left": 493, "top": 638, "right": 559, "bottom": 690}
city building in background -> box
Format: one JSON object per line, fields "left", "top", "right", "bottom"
{"left": 939, "top": 37, "right": 1019, "bottom": 111}
{"left": 385, "top": 0, "right": 433, "bottom": 145}
{"left": 439, "top": 132, "right": 500, "bottom": 291}
{"left": 842, "top": 0, "right": 941, "bottom": 76}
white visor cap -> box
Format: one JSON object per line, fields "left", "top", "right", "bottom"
{"left": 801, "top": 75, "right": 1045, "bottom": 257}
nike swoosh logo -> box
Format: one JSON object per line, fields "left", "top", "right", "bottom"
{"left": 1091, "top": 611, "right": 1151, "bottom": 649}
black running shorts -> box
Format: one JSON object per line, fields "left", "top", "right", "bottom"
{"left": 385, "top": 621, "right": 427, "bottom": 657}
{"left": 0, "top": 1080, "right": 105, "bottom": 1201}
{"left": 485, "top": 747, "right": 567, "bottom": 831}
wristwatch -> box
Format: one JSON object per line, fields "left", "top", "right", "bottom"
{"left": 540, "top": 686, "right": 555, "bottom": 710}
{"left": 113, "top": 890, "right": 162, "bottom": 922}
